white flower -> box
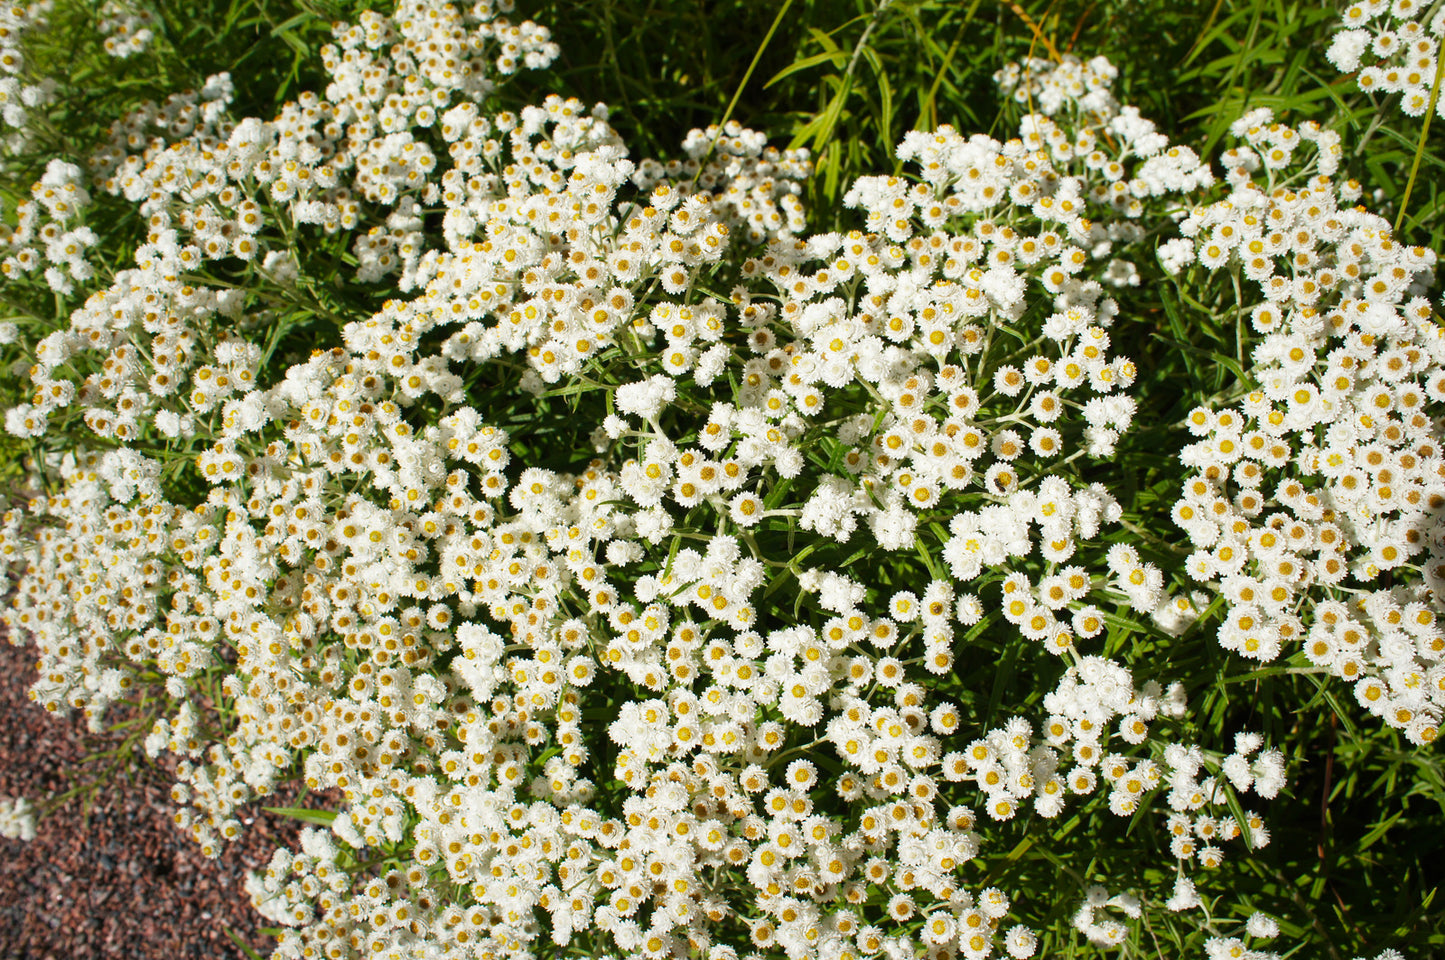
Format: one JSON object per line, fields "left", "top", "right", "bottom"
{"left": 633, "top": 506, "right": 674, "bottom": 544}
{"left": 0, "top": 797, "right": 36, "bottom": 841}
{"left": 1157, "top": 237, "right": 1196, "bottom": 274}
{"left": 1165, "top": 876, "right": 1200, "bottom": 911}
{"left": 615, "top": 374, "right": 677, "bottom": 422}
{"left": 1245, "top": 912, "right": 1279, "bottom": 939}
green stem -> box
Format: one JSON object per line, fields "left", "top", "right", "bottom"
{"left": 1395, "top": 31, "right": 1445, "bottom": 236}
{"left": 693, "top": 0, "right": 796, "bottom": 179}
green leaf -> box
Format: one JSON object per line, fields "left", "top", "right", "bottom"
{"left": 1358, "top": 809, "right": 1404, "bottom": 851}
{"left": 224, "top": 927, "right": 266, "bottom": 960}
{"left": 913, "top": 534, "right": 942, "bottom": 581}
{"left": 861, "top": 46, "right": 893, "bottom": 145}
{"left": 269, "top": 10, "right": 318, "bottom": 39}
{"left": 1220, "top": 781, "right": 1255, "bottom": 852}
{"left": 765, "top": 48, "right": 850, "bottom": 88}
{"left": 262, "top": 806, "right": 337, "bottom": 826}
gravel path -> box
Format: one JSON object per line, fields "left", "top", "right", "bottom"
{"left": 0, "top": 629, "right": 319, "bottom": 959}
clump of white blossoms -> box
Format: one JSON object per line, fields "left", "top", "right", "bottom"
{"left": 97, "top": 0, "right": 154, "bottom": 59}
{"left": 0, "top": 157, "right": 97, "bottom": 298}
{"left": 2, "top": 4, "right": 1419, "bottom": 960}
{"left": 0, "top": 1, "right": 57, "bottom": 151}
{"left": 1327, "top": 0, "right": 1445, "bottom": 118}
{"left": 632, "top": 120, "right": 811, "bottom": 244}
{"left": 1169, "top": 107, "right": 1445, "bottom": 745}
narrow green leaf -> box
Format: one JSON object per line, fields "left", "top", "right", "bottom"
{"left": 765, "top": 48, "right": 850, "bottom": 88}
{"left": 1220, "top": 781, "right": 1255, "bottom": 852}
{"left": 225, "top": 927, "right": 266, "bottom": 960}
{"left": 262, "top": 806, "right": 337, "bottom": 826}
{"left": 863, "top": 46, "right": 893, "bottom": 147}
{"left": 1358, "top": 809, "right": 1404, "bottom": 851}
{"left": 269, "top": 10, "right": 317, "bottom": 38}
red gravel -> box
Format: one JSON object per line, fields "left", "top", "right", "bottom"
{"left": 0, "top": 629, "right": 324, "bottom": 959}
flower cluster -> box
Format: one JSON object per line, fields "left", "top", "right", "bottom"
{"left": 0, "top": 8, "right": 1358, "bottom": 960}
{"left": 1071, "top": 887, "right": 1141, "bottom": 948}
{"left": 951, "top": 656, "right": 1279, "bottom": 880}
{"left": 1327, "top": 0, "right": 1445, "bottom": 118}
{"left": 97, "top": 0, "right": 155, "bottom": 58}
{"left": 632, "top": 121, "right": 811, "bottom": 244}
{"left": 1170, "top": 108, "right": 1445, "bottom": 744}
{"left": 995, "top": 55, "right": 1121, "bottom": 119}
{"left": 0, "top": 157, "right": 97, "bottom": 296}
{"left": 0, "top": 0, "right": 56, "bottom": 150}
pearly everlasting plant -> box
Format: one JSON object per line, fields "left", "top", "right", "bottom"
{"left": 0, "top": 0, "right": 1438, "bottom": 958}
{"left": 1169, "top": 108, "right": 1445, "bottom": 745}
